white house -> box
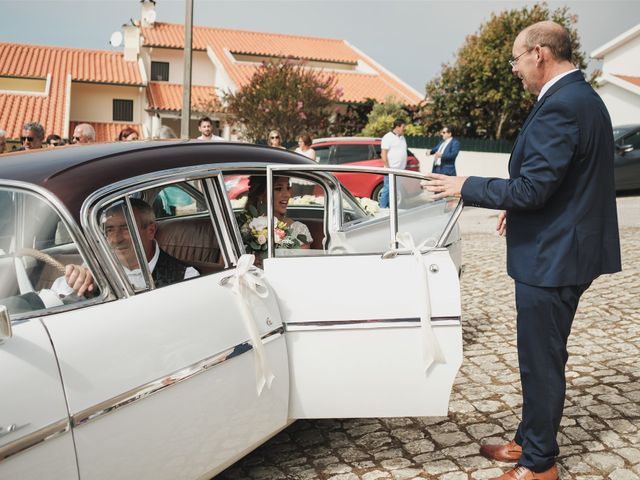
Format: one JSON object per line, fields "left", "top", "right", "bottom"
{"left": 591, "top": 23, "right": 640, "bottom": 126}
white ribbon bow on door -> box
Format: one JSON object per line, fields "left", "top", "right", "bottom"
{"left": 394, "top": 232, "right": 446, "bottom": 373}
{"left": 221, "top": 254, "right": 275, "bottom": 395}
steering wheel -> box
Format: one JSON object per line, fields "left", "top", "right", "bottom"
{"left": 14, "top": 248, "right": 65, "bottom": 295}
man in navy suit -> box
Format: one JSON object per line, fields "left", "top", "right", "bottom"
{"left": 430, "top": 125, "right": 460, "bottom": 176}
{"left": 427, "top": 21, "right": 621, "bottom": 480}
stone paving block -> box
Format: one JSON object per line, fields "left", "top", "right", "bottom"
{"left": 609, "top": 470, "right": 640, "bottom": 480}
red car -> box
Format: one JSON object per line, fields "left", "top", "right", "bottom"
{"left": 311, "top": 137, "right": 420, "bottom": 201}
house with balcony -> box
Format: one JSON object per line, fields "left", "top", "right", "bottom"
{"left": 0, "top": 0, "right": 422, "bottom": 143}
{"left": 591, "top": 23, "right": 640, "bottom": 126}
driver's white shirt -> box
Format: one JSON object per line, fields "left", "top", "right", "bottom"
{"left": 51, "top": 241, "right": 198, "bottom": 295}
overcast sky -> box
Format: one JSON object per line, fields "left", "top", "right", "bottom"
{"left": 1, "top": 0, "right": 639, "bottom": 93}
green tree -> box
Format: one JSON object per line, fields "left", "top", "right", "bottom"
{"left": 361, "top": 97, "right": 411, "bottom": 137}
{"left": 329, "top": 98, "right": 375, "bottom": 137}
{"left": 423, "top": 4, "right": 590, "bottom": 140}
{"left": 224, "top": 60, "right": 340, "bottom": 143}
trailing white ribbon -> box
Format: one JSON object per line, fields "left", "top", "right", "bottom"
{"left": 394, "top": 232, "right": 446, "bottom": 373}
{"left": 220, "top": 254, "right": 274, "bottom": 395}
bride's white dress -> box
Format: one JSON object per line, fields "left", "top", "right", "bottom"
{"left": 288, "top": 221, "right": 313, "bottom": 244}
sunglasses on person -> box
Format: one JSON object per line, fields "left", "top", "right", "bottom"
{"left": 270, "top": 135, "right": 280, "bottom": 140}
{"left": 72, "top": 136, "right": 81, "bottom": 142}
{"left": 21, "top": 136, "right": 35, "bottom": 143}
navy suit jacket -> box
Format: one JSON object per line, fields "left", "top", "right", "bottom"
{"left": 431, "top": 138, "right": 460, "bottom": 175}
{"left": 461, "top": 71, "right": 621, "bottom": 287}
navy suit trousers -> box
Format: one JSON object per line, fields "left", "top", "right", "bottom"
{"left": 513, "top": 280, "right": 591, "bottom": 471}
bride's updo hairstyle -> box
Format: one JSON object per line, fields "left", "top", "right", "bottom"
{"left": 245, "top": 175, "right": 288, "bottom": 214}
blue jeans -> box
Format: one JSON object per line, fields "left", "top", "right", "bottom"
{"left": 379, "top": 176, "right": 390, "bottom": 208}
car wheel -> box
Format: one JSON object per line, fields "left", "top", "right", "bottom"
{"left": 371, "top": 183, "right": 403, "bottom": 205}
{"left": 372, "top": 183, "right": 383, "bottom": 203}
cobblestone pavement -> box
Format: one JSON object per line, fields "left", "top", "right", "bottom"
{"left": 219, "top": 196, "right": 640, "bottom": 480}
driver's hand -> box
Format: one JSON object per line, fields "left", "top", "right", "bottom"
{"left": 64, "top": 264, "right": 95, "bottom": 297}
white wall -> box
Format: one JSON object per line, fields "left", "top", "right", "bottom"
{"left": 412, "top": 148, "right": 509, "bottom": 179}
{"left": 70, "top": 83, "right": 144, "bottom": 123}
{"left": 144, "top": 48, "right": 216, "bottom": 86}
{"left": 602, "top": 35, "right": 640, "bottom": 76}
{"left": 597, "top": 83, "right": 640, "bottom": 126}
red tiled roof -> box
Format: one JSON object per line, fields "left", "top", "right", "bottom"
{"left": 142, "top": 23, "right": 359, "bottom": 64}
{"left": 0, "top": 42, "right": 143, "bottom": 139}
{"left": 142, "top": 23, "right": 422, "bottom": 105}
{"left": 146, "top": 82, "right": 219, "bottom": 112}
{"left": 614, "top": 74, "right": 640, "bottom": 88}
{"left": 69, "top": 121, "right": 143, "bottom": 143}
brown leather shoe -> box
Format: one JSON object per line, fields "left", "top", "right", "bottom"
{"left": 490, "top": 465, "right": 558, "bottom": 480}
{"left": 480, "top": 440, "right": 523, "bottom": 462}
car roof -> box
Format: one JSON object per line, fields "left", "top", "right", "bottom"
{"left": 313, "top": 136, "right": 380, "bottom": 144}
{"left": 0, "top": 140, "right": 314, "bottom": 221}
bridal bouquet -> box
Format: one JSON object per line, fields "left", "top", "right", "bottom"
{"left": 239, "top": 211, "right": 307, "bottom": 256}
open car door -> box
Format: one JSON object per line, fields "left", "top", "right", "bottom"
{"left": 260, "top": 165, "right": 463, "bottom": 419}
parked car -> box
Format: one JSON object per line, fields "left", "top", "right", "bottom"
{"left": 613, "top": 124, "right": 640, "bottom": 191}
{"left": 0, "top": 141, "right": 462, "bottom": 480}
{"left": 311, "top": 137, "right": 421, "bottom": 201}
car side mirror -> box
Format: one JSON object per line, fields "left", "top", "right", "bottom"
{"left": 616, "top": 144, "right": 634, "bottom": 155}
{"left": 0, "top": 305, "right": 12, "bottom": 340}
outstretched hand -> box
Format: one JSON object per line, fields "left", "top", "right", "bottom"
{"left": 64, "top": 264, "right": 95, "bottom": 297}
{"left": 497, "top": 210, "right": 507, "bottom": 236}
{"left": 424, "top": 173, "right": 468, "bottom": 200}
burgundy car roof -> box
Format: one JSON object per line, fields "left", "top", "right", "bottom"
{"left": 0, "top": 141, "right": 313, "bottom": 221}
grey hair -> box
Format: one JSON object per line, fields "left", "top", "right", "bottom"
{"left": 523, "top": 21, "right": 572, "bottom": 62}
{"left": 75, "top": 123, "right": 96, "bottom": 141}
{"left": 0, "top": 129, "right": 6, "bottom": 138}
{"left": 22, "top": 122, "right": 45, "bottom": 140}
{"left": 157, "top": 125, "right": 177, "bottom": 139}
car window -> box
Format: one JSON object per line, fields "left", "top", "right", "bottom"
{"left": 222, "top": 173, "right": 326, "bottom": 263}
{"left": 97, "top": 180, "right": 228, "bottom": 293}
{"left": 313, "top": 145, "right": 332, "bottom": 164}
{"left": 0, "top": 188, "right": 99, "bottom": 317}
{"left": 335, "top": 144, "right": 372, "bottom": 164}
{"left": 138, "top": 182, "right": 207, "bottom": 219}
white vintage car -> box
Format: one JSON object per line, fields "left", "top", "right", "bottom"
{"left": 0, "top": 141, "right": 463, "bottom": 479}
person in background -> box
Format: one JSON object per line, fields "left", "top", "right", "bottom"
{"left": 21, "top": 122, "right": 45, "bottom": 150}
{"left": 117, "top": 127, "right": 139, "bottom": 141}
{"left": 427, "top": 21, "right": 621, "bottom": 480}
{"left": 430, "top": 125, "right": 460, "bottom": 176}
{"left": 379, "top": 119, "right": 407, "bottom": 208}
{"left": 295, "top": 134, "right": 317, "bottom": 161}
{"left": 0, "top": 129, "right": 6, "bottom": 154}
{"left": 46, "top": 134, "right": 63, "bottom": 147}
{"left": 196, "top": 116, "right": 224, "bottom": 141}
{"left": 156, "top": 125, "right": 177, "bottom": 139}
{"left": 72, "top": 123, "right": 96, "bottom": 144}
{"left": 267, "top": 129, "right": 285, "bottom": 149}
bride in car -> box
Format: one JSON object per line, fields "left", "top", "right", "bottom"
{"left": 240, "top": 176, "right": 312, "bottom": 263}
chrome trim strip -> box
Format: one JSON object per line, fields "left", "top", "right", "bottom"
{"left": 0, "top": 419, "right": 69, "bottom": 463}
{"left": 71, "top": 326, "right": 284, "bottom": 428}
{"left": 389, "top": 173, "right": 398, "bottom": 247}
{"left": 123, "top": 195, "right": 155, "bottom": 290}
{"left": 438, "top": 199, "right": 464, "bottom": 248}
{"left": 285, "top": 316, "right": 461, "bottom": 331}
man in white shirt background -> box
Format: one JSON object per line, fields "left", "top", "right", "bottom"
{"left": 379, "top": 118, "right": 408, "bottom": 208}
{"left": 196, "top": 116, "right": 224, "bottom": 141}
{"left": 430, "top": 125, "right": 460, "bottom": 176}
